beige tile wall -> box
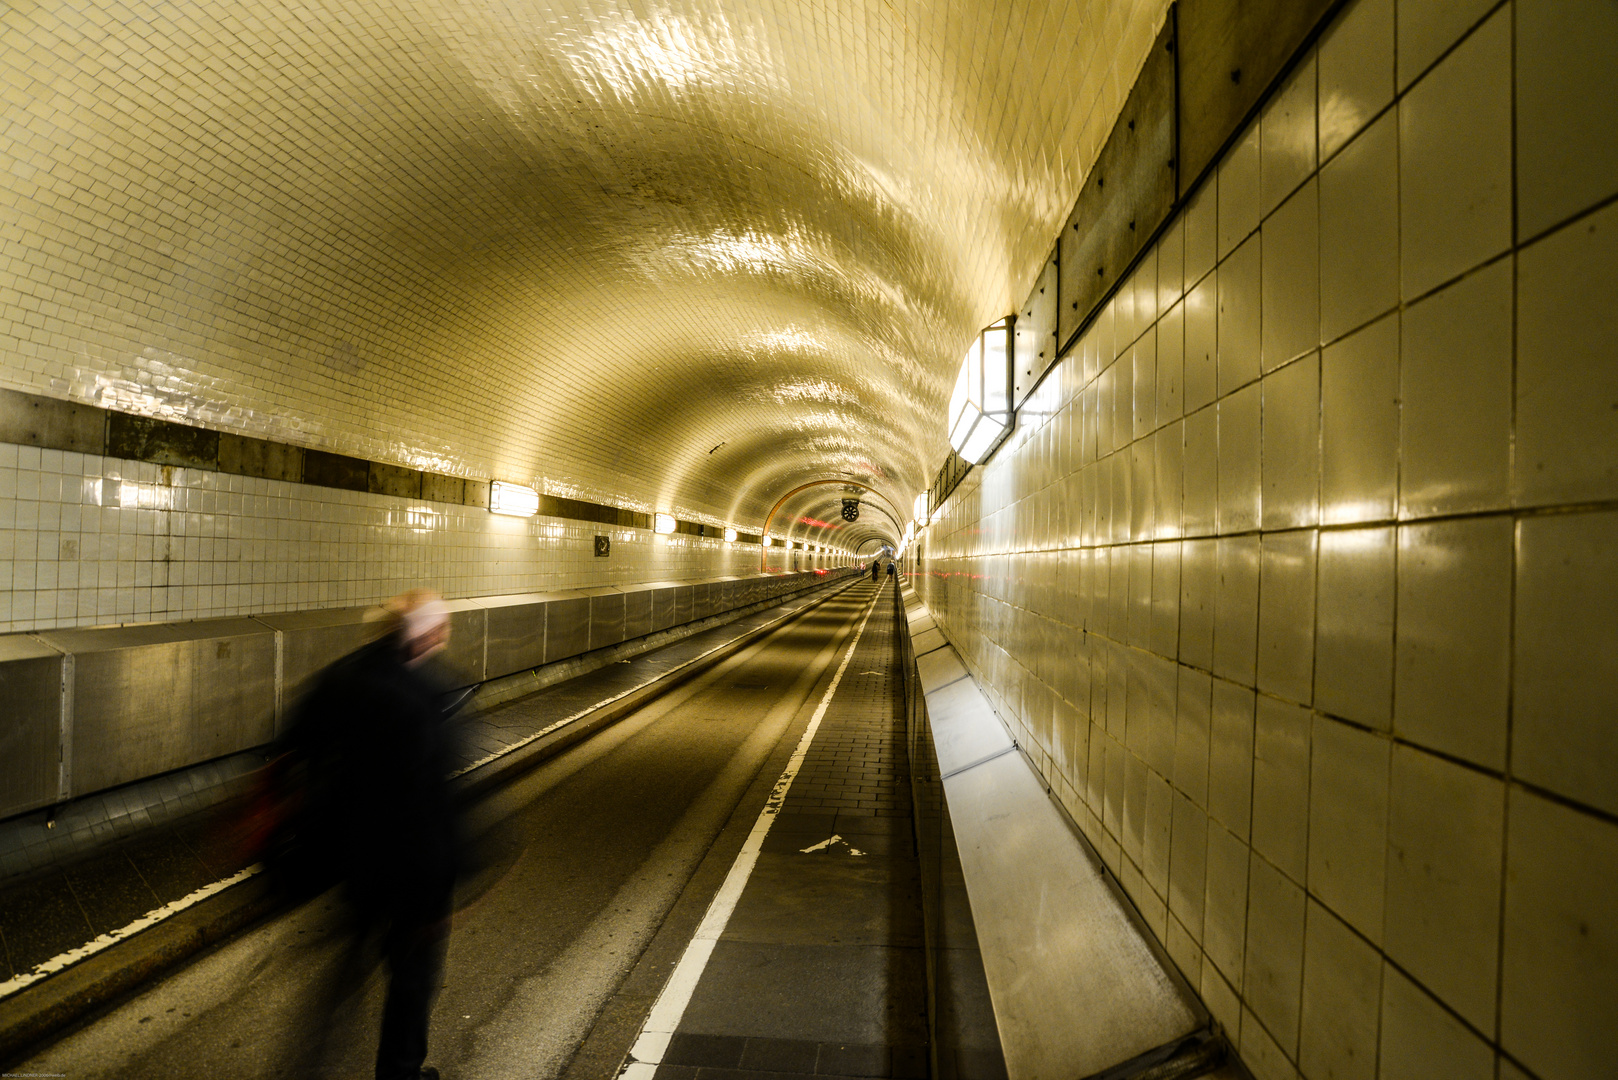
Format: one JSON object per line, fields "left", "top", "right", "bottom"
{"left": 0, "top": 442, "right": 833, "bottom": 632}
{"left": 917, "top": 2, "right": 1618, "bottom": 1078}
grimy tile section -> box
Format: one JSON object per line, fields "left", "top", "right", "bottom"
{"left": 662, "top": 581, "right": 929, "bottom": 1080}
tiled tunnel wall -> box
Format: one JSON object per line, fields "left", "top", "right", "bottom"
{"left": 917, "top": 1, "right": 1616, "bottom": 1079}
{"left": 0, "top": 443, "right": 838, "bottom": 633}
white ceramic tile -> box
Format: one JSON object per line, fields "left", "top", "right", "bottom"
{"left": 1378, "top": 964, "right": 1494, "bottom": 1080}
{"left": 1179, "top": 536, "right": 1216, "bottom": 668}
{"left": 1298, "top": 900, "right": 1382, "bottom": 1080}
{"left": 1169, "top": 791, "right": 1209, "bottom": 938}
{"left": 1383, "top": 745, "right": 1504, "bottom": 1033}
{"left": 1150, "top": 539, "right": 1180, "bottom": 656}
{"left": 1134, "top": 248, "right": 1159, "bottom": 339}
{"left": 1398, "top": 257, "right": 1513, "bottom": 518}
{"left": 1513, "top": 510, "right": 1618, "bottom": 816}
{"left": 1157, "top": 298, "right": 1185, "bottom": 425}
{"left": 1516, "top": 0, "right": 1618, "bottom": 237}
{"left": 1307, "top": 714, "right": 1390, "bottom": 942}
{"left": 1133, "top": 331, "right": 1158, "bottom": 441}
{"left": 1242, "top": 1005, "right": 1303, "bottom": 1080}
{"left": 1174, "top": 663, "right": 1211, "bottom": 807}
{"left": 1209, "top": 679, "right": 1256, "bottom": 840}
{"left": 1515, "top": 202, "right": 1618, "bottom": 507}
{"left": 1261, "top": 55, "right": 1318, "bottom": 218}
{"left": 1397, "top": 0, "right": 1499, "bottom": 90}
{"left": 1394, "top": 516, "right": 1513, "bottom": 770}
{"left": 1314, "top": 526, "right": 1395, "bottom": 730}
{"left": 1217, "top": 384, "right": 1261, "bottom": 535}
{"left": 1217, "top": 236, "right": 1261, "bottom": 395}
{"left": 1159, "top": 216, "right": 1186, "bottom": 310}
{"left": 1261, "top": 354, "right": 1321, "bottom": 530}
{"left": 1501, "top": 788, "right": 1618, "bottom": 1080}
{"left": 1184, "top": 272, "right": 1219, "bottom": 412}
{"left": 1320, "top": 110, "right": 1399, "bottom": 342}
{"left": 1257, "top": 530, "right": 1316, "bottom": 705}
{"left": 1166, "top": 913, "right": 1203, "bottom": 989}
{"left": 1220, "top": 121, "right": 1262, "bottom": 260}
{"left": 1186, "top": 177, "right": 1220, "bottom": 289}
{"left": 1261, "top": 181, "right": 1321, "bottom": 374}
{"left": 1144, "top": 765, "right": 1174, "bottom": 897}
{"left": 1154, "top": 422, "right": 1184, "bottom": 540}
{"left": 1183, "top": 405, "right": 1219, "bottom": 538}
{"left": 1204, "top": 820, "right": 1251, "bottom": 989}
{"left": 1203, "top": 961, "right": 1244, "bottom": 1041}
{"left": 1251, "top": 695, "right": 1311, "bottom": 883}
{"left": 1320, "top": 313, "right": 1399, "bottom": 525}
{"left": 1319, "top": 0, "right": 1394, "bottom": 160}
{"left": 1398, "top": 7, "right": 1512, "bottom": 300}
{"left": 1244, "top": 852, "right": 1308, "bottom": 1056}
{"left": 1212, "top": 534, "right": 1260, "bottom": 685}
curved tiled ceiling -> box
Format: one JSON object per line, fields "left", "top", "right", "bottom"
{"left": 1, "top": 0, "right": 1166, "bottom": 539}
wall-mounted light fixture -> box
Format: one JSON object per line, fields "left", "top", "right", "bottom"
{"left": 948, "top": 317, "right": 1014, "bottom": 464}
{"left": 762, "top": 536, "right": 773, "bottom": 547}
{"left": 724, "top": 527, "right": 738, "bottom": 543}
{"left": 913, "top": 492, "right": 929, "bottom": 523}
{"left": 490, "top": 480, "right": 540, "bottom": 517}
{"left": 654, "top": 513, "right": 676, "bottom": 534}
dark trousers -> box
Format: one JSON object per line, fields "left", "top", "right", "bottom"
{"left": 373, "top": 891, "right": 450, "bottom": 1080}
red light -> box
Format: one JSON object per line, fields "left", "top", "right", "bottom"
{"left": 799, "top": 515, "right": 831, "bottom": 527}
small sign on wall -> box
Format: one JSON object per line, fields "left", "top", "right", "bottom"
{"left": 594, "top": 534, "right": 611, "bottom": 557}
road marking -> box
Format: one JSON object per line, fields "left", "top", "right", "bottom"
{"left": 0, "top": 865, "right": 262, "bottom": 1002}
{"left": 621, "top": 591, "right": 881, "bottom": 1077}
{"left": 798, "top": 835, "right": 865, "bottom": 857}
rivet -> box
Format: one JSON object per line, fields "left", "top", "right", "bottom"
{"left": 1230, "top": 68, "right": 1242, "bottom": 83}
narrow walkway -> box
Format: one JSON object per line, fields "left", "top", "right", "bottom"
{"left": 647, "top": 580, "right": 928, "bottom": 1079}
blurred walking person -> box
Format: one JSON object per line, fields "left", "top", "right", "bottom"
{"left": 264, "top": 589, "right": 466, "bottom": 1080}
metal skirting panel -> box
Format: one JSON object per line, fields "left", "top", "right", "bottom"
{"left": 38, "top": 619, "right": 278, "bottom": 796}
{"left": 902, "top": 593, "right": 1204, "bottom": 1080}
{"left": 0, "top": 570, "right": 847, "bottom": 818}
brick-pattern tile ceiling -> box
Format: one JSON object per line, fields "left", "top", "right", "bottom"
{"left": 0, "top": 0, "right": 1165, "bottom": 529}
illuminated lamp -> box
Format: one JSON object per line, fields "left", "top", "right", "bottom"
{"left": 947, "top": 318, "right": 1014, "bottom": 464}
{"left": 490, "top": 481, "right": 540, "bottom": 517}
{"left": 762, "top": 536, "right": 773, "bottom": 547}
{"left": 724, "top": 527, "right": 738, "bottom": 543}
{"left": 913, "top": 492, "right": 929, "bottom": 522}
{"left": 654, "top": 513, "right": 676, "bottom": 534}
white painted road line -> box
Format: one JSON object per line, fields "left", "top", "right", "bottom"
{"left": 621, "top": 589, "right": 881, "bottom": 1076}
{"left": 0, "top": 864, "right": 263, "bottom": 1002}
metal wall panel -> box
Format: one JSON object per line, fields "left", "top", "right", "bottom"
{"left": 1013, "top": 249, "right": 1060, "bottom": 408}
{"left": 40, "top": 618, "right": 276, "bottom": 797}
{"left": 254, "top": 608, "right": 378, "bottom": 727}
{"left": 1177, "top": 0, "right": 1335, "bottom": 193}
{"left": 672, "top": 584, "right": 693, "bottom": 625}
{"left": 541, "top": 593, "right": 591, "bottom": 664}
{"left": 0, "top": 637, "right": 65, "bottom": 819}
{"left": 472, "top": 594, "right": 548, "bottom": 680}
{"left": 650, "top": 585, "right": 677, "bottom": 632}
{"left": 621, "top": 585, "right": 654, "bottom": 640}
{"left": 1058, "top": 19, "right": 1179, "bottom": 352}
{"left": 440, "top": 600, "right": 487, "bottom": 685}
{"left": 689, "top": 581, "right": 714, "bottom": 621}
{"left": 586, "top": 588, "right": 627, "bottom": 652}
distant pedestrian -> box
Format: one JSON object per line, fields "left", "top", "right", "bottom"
{"left": 870, "top": 560, "right": 881, "bottom": 583}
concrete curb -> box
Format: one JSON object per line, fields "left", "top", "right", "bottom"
{"left": 0, "top": 578, "right": 859, "bottom": 1067}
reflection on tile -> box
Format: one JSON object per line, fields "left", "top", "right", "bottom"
{"left": 1185, "top": 178, "right": 1219, "bottom": 290}
{"left": 1212, "top": 535, "right": 1259, "bottom": 685}
{"left": 1501, "top": 789, "right": 1618, "bottom": 1080}
{"left": 1307, "top": 715, "right": 1388, "bottom": 942}
{"left": 1319, "top": 0, "right": 1394, "bottom": 160}
{"left": 1320, "top": 313, "right": 1399, "bottom": 525}
{"left": 1298, "top": 900, "right": 1381, "bottom": 1080}
{"left": 1217, "top": 385, "right": 1261, "bottom": 535}
{"left": 1168, "top": 792, "right": 1208, "bottom": 938}
{"left": 1178, "top": 536, "right": 1215, "bottom": 668}
{"left": 1182, "top": 406, "right": 1218, "bottom": 538}
{"left": 1320, "top": 111, "right": 1399, "bottom": 342}
{"left": 1513, "top": 511, "right": 1618, "bottom": 816}
{"left": 1173, "top": 664, "right": 1211, "bottom": 808}
{"left": 1203, "top": 821, "right": 1250, "bottom": 990}
{"left": 1256, "top": 530, "right": 1316, "bottom": 705}
{"left": 1516, "top": 0, "right": 1618, "bottom": 237}
{"left": 1260, "top": 56, "right": 1317, "bottom": 218}
{"left": 1399, "top": 258, "right": 1512, "bottom": 518}
{"left": 1394, "top": 516, "right": 1512, "bottom": 770}
{"left": 1515, "top": 203, "right": 1618, "bottom": 507}
{"left": 1383, "top": 745, "right": 1502, "bottom": 1032}
{"left": 1184, "top": 273, "right": 1219, "bottom": 412}
{"left": 1314, "top": 527, "right": 1394, "bottom": 730}
{"left": 1398, "top": 8, "right": 1512, "bottom": 299}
